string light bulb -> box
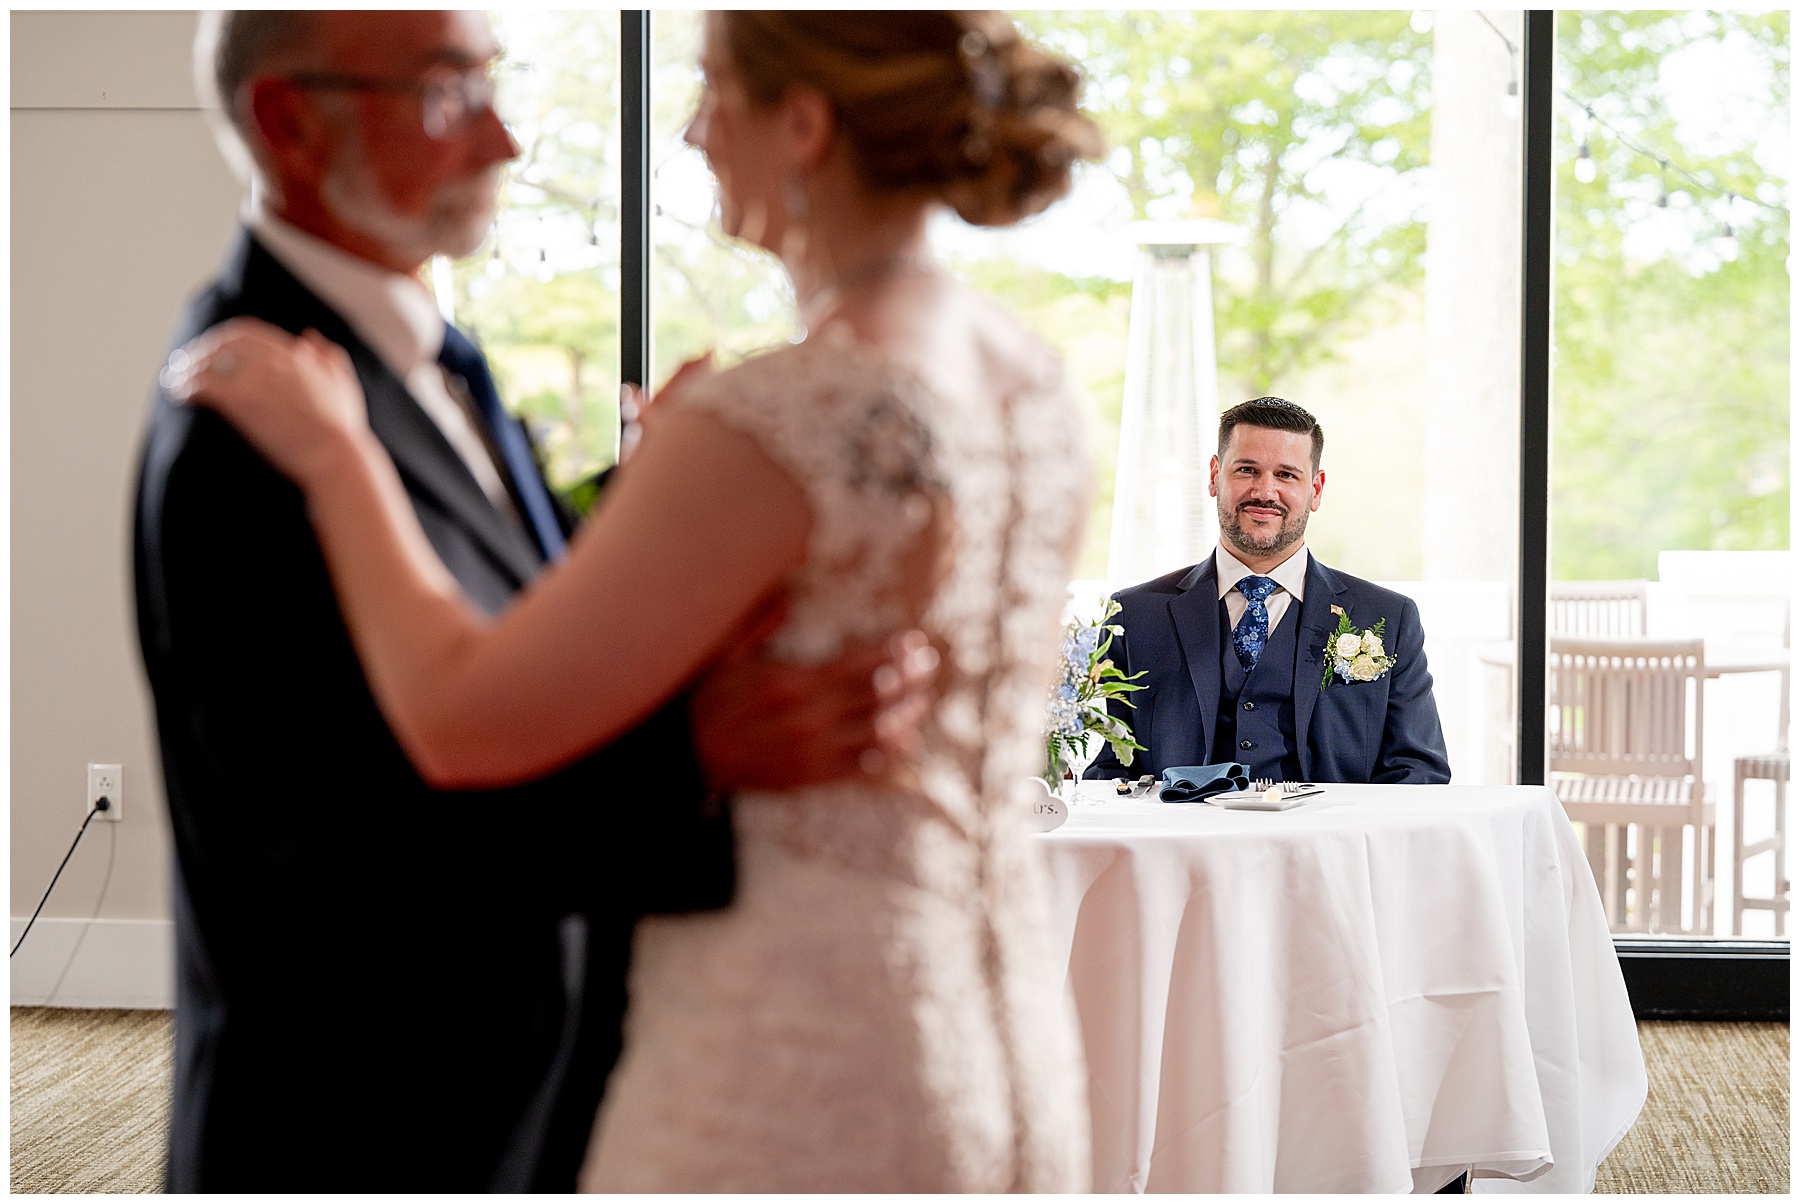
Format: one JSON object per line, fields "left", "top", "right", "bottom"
{"left": 1471, "top": 23, "right": 1788, "bottom": 229}
{"left": 1574, "top": 140, "right": 1598, "bottom": 184}
{"left": 1562, "top": 91, "right": 1786, "bottom": 233}
{"left": 1471, "top": 12, "right": 1522, "bottom": 119}
{"left": 485, "top": 240, "right": 505, "bottom": 280}
{"left": 1719, "top": 193, "right": 1740, "bottom": 262}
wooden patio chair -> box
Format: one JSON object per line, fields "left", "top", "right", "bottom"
{"left": 1550, "top": 580, "right": 1649, "bottom": 637}
{"left": 1548, "top": 636, "right": 1713, "bottom": 934}
{"left": 1733, "top": 608, "right": 1790, "bottom": 935}
{"left": 1732, "top": 753, "right": 1789, "bottom": 936}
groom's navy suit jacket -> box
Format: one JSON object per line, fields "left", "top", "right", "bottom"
{"left": 134, "top": 230, "right": 733, "bottom": 1193}
{"left": 1088, "top": 553, "right": 1451, "bottom": 784}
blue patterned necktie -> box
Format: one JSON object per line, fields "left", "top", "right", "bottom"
{"left": 1233, "top": 576, "right": 1279, "bottom": 671}
{"left": 437, "top": 325, "right": 568, "bottom": 562}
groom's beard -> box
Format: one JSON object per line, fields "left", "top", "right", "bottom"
{"left": 1219, "top": 496, "right": 1309, "bottom": 560}
{"left": 321, "top": 135, "right": 502, "bottom": 264}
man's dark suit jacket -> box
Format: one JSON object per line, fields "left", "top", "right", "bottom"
{"left": 133, "top": 230, "right": 733, "bottom": 1192}
{"left": 1088, "top": 552, "right": 1452, "bottom": 784}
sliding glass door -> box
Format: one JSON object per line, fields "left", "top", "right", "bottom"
{"left": 1547, "top": 10, "right": 1790, "bottom": 943}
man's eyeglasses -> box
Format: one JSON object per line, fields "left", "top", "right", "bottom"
{"left": 283, "top": 68, "right": 504, "bottom": 141}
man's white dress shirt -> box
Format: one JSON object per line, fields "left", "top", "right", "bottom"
{"left": 249, "top": 207, "right": 520, "bottom": 521}
{"left": 1214, "top": 544, "right": 1310, "bottom": 634}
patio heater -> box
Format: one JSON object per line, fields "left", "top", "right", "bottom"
{"left": 1106, "top": 219, "right": 1241, "bottom": 587}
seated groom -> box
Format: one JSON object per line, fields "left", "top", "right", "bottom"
{"left": 1088, "top": 397, "right": 1451, "bottom": 785}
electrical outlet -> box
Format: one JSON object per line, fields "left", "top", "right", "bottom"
{"left": 87, "top": 763, "right": 122, "bottom": 822}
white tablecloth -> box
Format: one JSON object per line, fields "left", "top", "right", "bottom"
{"left": 1034, "top": 784, "right": 1646, "bottom": 1193}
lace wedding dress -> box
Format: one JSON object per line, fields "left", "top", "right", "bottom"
{"left": 579, "top": 328, "right": 1093, "bottom": 1192}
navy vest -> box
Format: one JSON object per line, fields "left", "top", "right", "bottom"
{"left": 1210, "top": 595, "right": 1304, "bottom": 782}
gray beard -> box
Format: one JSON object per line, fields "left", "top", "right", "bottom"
{"left": 320, "top": 150, "right": 499, "bottom": 264}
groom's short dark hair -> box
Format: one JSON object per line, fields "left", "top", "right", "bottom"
{"left": 1218, "top": 397, "right": 1324, "bottom": 471}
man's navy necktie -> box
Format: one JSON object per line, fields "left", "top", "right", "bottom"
{"left": 437, "top": 324, "right": 568, "bottom": 562}
{"left": 1233, "top": 576, "right": 1279, "bottom": 671}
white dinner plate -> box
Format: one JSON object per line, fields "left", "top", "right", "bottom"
{"left": 1209, "top": 785, "right": 1325, "bottom": 810}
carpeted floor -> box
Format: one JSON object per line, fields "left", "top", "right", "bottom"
{"left": 8, "top": 1008, "right": 1789, "bottom": 1192}
{"left": 11, "top": 1008, "right": 171, "bottom": 1194}
{"left": 1592, "top": 1020, "right": 1789, "bottom": 1194}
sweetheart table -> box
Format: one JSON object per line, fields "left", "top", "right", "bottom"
{"left": 1032, "top": 783, "right": 1647, "bottom": 1193}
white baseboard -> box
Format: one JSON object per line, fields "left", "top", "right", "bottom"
{"left": 9, "top": 917, "right": 174, "bottom": 1009}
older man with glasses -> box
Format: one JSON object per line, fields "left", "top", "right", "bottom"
{"left": 134, "top": 10, "right": 934, "bottom": 1193}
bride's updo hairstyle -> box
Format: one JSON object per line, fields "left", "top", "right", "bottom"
{"left": 716, "top": 10, "right": 1104, "bottom": 227}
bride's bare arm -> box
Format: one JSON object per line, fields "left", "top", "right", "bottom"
{"left": 173, "top": 320, "right": 809, "bottom": 787}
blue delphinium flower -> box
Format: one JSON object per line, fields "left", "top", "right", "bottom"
{"left": 1073, "top": 625, "right": 1101, "bottom": 658}
{"left": 1042, "top": 599, "right": 1146, "bottom": 782}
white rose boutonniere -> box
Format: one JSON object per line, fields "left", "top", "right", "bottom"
{"left": 1321, "top": 605, "right": 1397, "bottom": 690}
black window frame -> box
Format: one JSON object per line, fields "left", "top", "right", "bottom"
{"left": 619, "top": 8, "right": 1788, "bottom": 1020}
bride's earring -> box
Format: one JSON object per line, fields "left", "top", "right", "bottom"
{"left": 779, "top": 171, "right": 810, "bottom": 268}
{"left": 783, "top": 171, "right": 810, "bottom": 226}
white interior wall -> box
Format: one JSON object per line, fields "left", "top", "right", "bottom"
{"left": 12, "top": 11, "right": 238, "bottom": 999}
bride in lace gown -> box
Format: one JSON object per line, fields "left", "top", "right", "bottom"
{"left": 172, "top": 11, "right": 1104, "bottom": 1192}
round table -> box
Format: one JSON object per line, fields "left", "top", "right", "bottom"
{"left": 1033, "top": 783, "right": 1647, "bottom": 1193}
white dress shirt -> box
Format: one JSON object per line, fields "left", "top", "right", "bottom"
{"left": 248, "top": 207, "right": 520, "bottom": 519}
{"left": 1214, "top": 544, "right": 1310, "bottom": 634}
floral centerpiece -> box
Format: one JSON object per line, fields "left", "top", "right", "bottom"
{"left": 1045, "top": 599, "right": 1146, "bottom": 785}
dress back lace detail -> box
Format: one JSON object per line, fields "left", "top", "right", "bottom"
{"left": 580, "top": 328, "right": 1093, "bottom": 1192}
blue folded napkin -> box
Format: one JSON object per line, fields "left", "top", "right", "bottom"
{"left": 1159, "top": 763, "right": 1250, "bottom": 803}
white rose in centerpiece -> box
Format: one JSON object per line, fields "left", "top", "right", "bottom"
{"left": 1360, "top": 631, "right": 1385, "bottom": 657}
{"left": 1335, "top": 632, "right": 1363, "bottom": 659}
{"left": 1349, "top": 654, "right": 1382, "bottom": 682}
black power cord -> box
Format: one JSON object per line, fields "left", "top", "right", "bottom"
{"left": 11, "top": 797, "right": 110, "bottom": 958}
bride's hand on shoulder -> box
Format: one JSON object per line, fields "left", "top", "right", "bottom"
{"left": 166, "top": 319, "right": 370, "bottom": 488}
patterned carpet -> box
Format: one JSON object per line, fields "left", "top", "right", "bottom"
{"left": 7, "top": 1008, "right": 1789, "bottom": 1193}
{"left": 1593, "top": 1021, "right": 1789, "bottom": 1194}
{"left": 10, "top": 1008, "right": 170, "bottom": 1193}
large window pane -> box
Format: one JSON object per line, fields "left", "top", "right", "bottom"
{"left": 451, "top": 10, "right": 624, "bottom": 498}
{"left": 1549, "top": 11, "right": 1790, "bottom": 938}
{"left": 940, "top": 10, "right": 1526, "bottom": 786}
{"left": 490, "top": 10, "right": 1543, "bottom": 795}
{"left": 651, "top": 11, "right": 798, "bottom": 382}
